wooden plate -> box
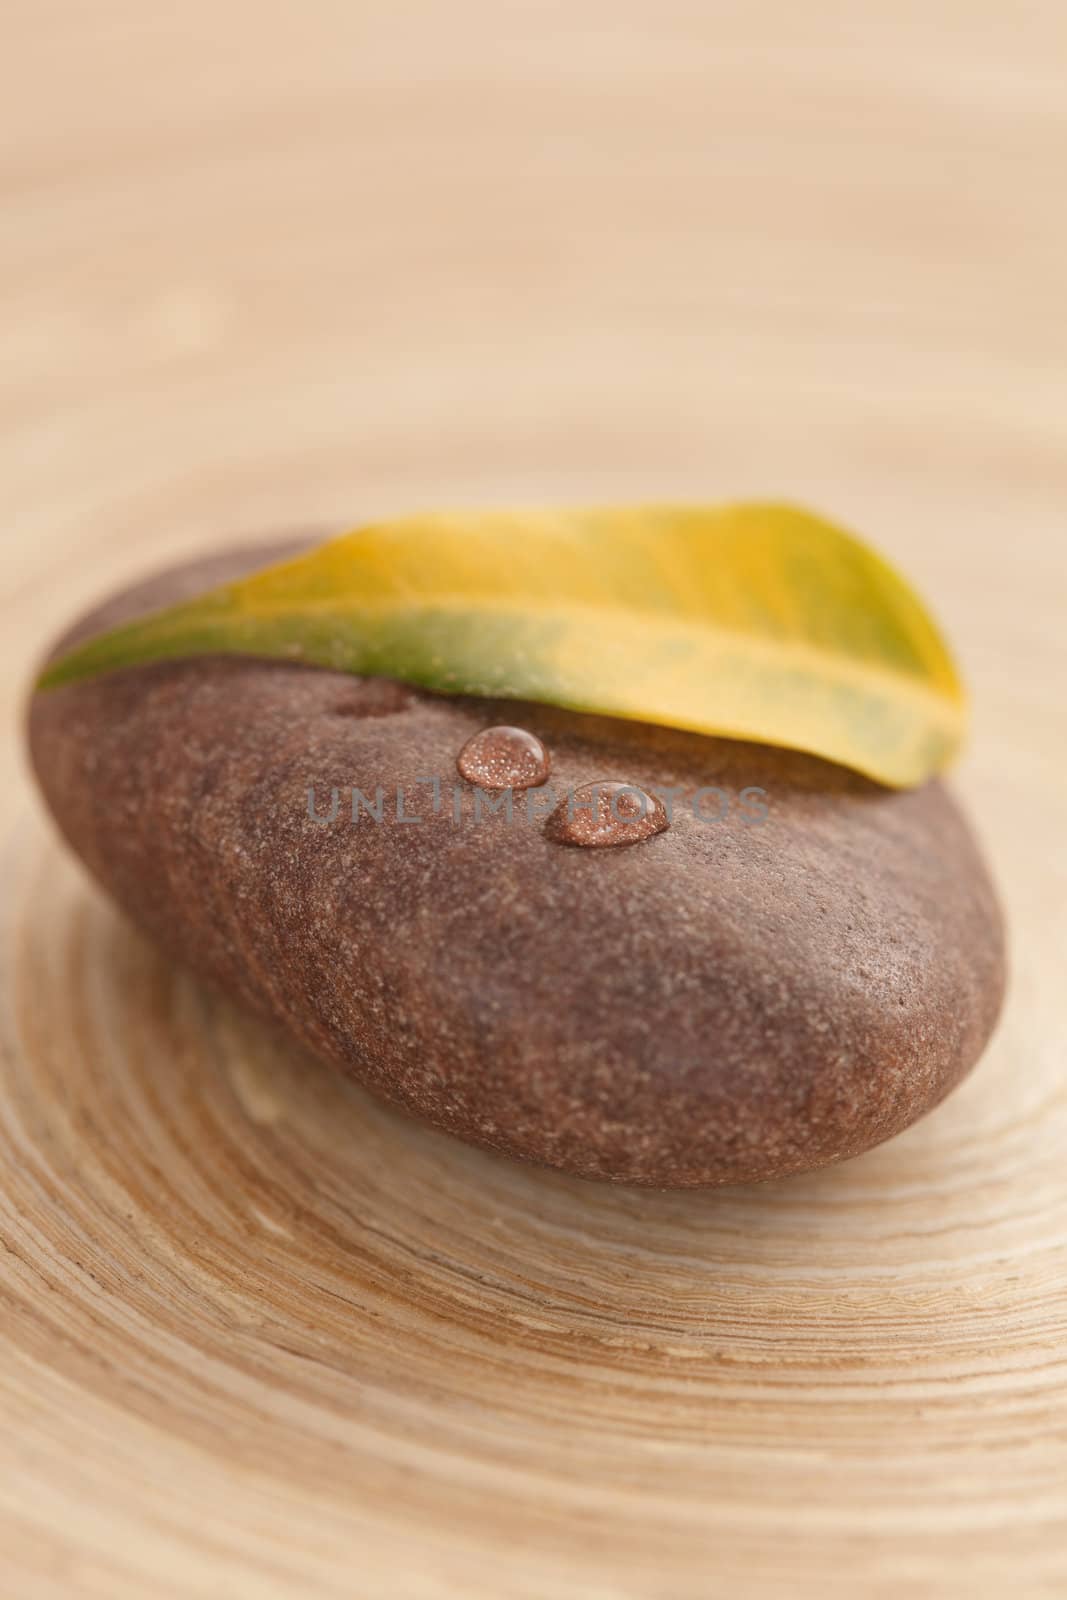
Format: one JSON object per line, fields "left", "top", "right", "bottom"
{"left": 3, "top": 4, "right": 1065, "bottom": 1594}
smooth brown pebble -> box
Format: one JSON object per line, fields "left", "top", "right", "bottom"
{"left": 546, "top": 781, "right": 669, "bottom": 848}
{"left": 27, "top": 536, "right": 1007, "bottom": 1187}
{"left": 457, "top": 725, "right": 549, "bottom": 791}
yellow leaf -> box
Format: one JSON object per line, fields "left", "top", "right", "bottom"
{"left": 37, "top": 503, "right": 966, "bottom": 787}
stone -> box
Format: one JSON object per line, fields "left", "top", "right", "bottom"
{"left": 26, "top": 538, "right": 1007, "bottom": 1186}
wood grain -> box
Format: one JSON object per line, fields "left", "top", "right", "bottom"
{"left": 2, "top": 2, "right": 1066, "bottom": 1595}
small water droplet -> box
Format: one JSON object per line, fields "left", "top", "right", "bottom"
{"left": 457, "top": 726, "right": 550, "bottom": 791}
{"left": 333, "top": 680, "right": 414, "bottom": 718}
{"left": 546, "top": 781, "right": 669, "bottom": 848}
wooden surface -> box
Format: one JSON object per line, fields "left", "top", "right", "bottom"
{"left": 3, "top": 3, "right": 1067, "bottom": 1596}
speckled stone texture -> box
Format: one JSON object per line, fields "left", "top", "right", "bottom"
{"left": 27, "top": 539, "right": 1007, "bottom": 1186}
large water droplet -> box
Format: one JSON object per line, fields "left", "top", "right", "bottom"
{"left": 457, "top": 726, "right": 550, "bottom": 791}
{"left": 546, "top": 781, "right": 669, "bottom": 848}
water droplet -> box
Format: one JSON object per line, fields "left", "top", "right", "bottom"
{"left": 546, "top": 781, "right": 669, "bottom": 848}
{"left": 333, "top": 680, "right": 414, "bottom": 718}
{"left": 457, "top": 726, "right": 549, "bottom": 791}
